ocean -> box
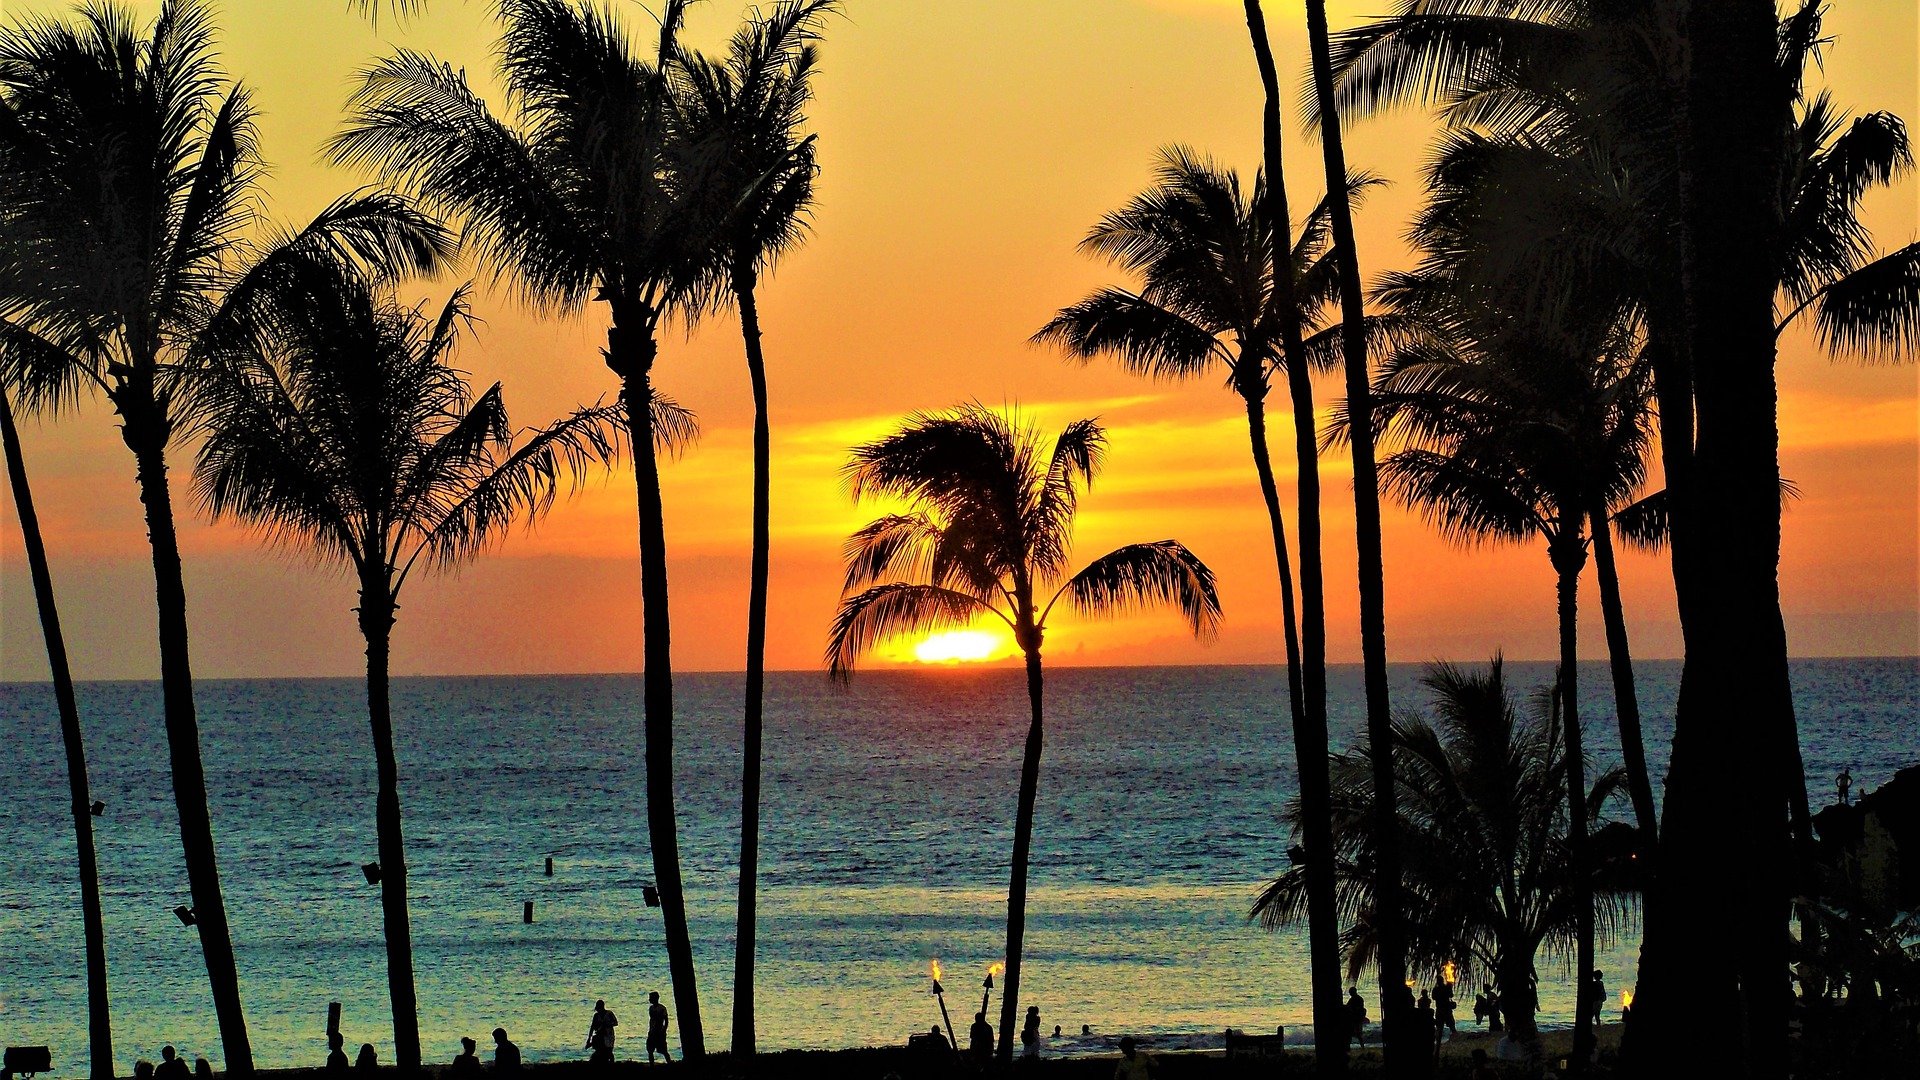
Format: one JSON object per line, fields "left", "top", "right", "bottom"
{"left": 2, "top": 659, "right": 1915, "bottom": 1074}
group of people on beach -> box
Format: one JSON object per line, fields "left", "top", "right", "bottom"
{"left": 320, "top": 992, "right": 672, "bottom": 1074}
{"left": 128, "top": 1046, "right": 210, "bottom": 1080}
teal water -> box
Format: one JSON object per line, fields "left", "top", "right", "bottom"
{"left": 2, "top": 659, "right": 1914, "bottom": 1073}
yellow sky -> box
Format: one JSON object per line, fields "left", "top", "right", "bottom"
{"left": 2, "top": 0, "right": 1915, "bottom": 680}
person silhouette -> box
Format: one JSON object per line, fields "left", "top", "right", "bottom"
{"left": 587, "top": 998, "right": 618, "bottom": 1063}
{"left": 1838, "top": 767, "right": 1853, "bottom": 805}
{"left": 155, "top": 1047, "right": 190, "bottom": 1080}
{"left": 646, "top": 992, "right": 671, "bottom": 1064}
{"left": 1588, "top": 971, "right": 1607, "bottom": 1027}
{"left": 1346, "top": 986, "right": 1369, "bottom": 1047}
{"left": 354, "top": 1045, "right": 377, "bottom": 1074}
{"left": 924, "top": 1026, "right": 949, "bottom": 1052}
{"left": 1052, "top": 1025, "right": 1061, "bottom": 1039}
{"left": 193, "top": 1057, "right": 212, "bottom": 1080}
{"left": 491, "top": 1028, "right": 521, "bottom": 1072}
{"left": 1021, "top": 1005, "right": 1041, "bottom": 1060}
{"left": 451, "top": 1037, "right": 481, "bottom": 1076}
{"left": 133, "top": 1062, "right": 154, "bottom": 1080}
{"left": 326, "top": 1033, "right": 350, "bottom": 1074}
{"left": 1113, "top": 1036, "right": 1155, "bottom": 1080}
{"left": 969, "top": 1011, "right": 994, "bottom": 1064}
{"left": 1435, "top": 980, "right": 1456, "bottom": 1037}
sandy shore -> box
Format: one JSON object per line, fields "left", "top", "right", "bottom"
{"left": 173, "top": 1025, "right": 1627, "bottom": 1079}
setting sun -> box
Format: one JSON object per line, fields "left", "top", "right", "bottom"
{"left": 911, "top": 630, "right": 1009, "bottom": 664}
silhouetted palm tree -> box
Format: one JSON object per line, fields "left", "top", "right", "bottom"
{"left": 671, "top": 2, "right": 833, "bottom": 1054}
{"left": 1255, "top": 657, "right": 1636, "bottom": 1046}
{"left": 1034, "top": 143, "right": 1380, "bottom": 1068}
{"left": 827, "top": 406, "right": 1222, "bottom": 1065}
{"left": 1362, "top": 248, "right": 1655, "bottom": 1067}
{"left": 192, "top": 270, "right": 630, "bottom": 1071}
{"left": 330, "top": 0, "right": 721, "bottom": 1052}
{"left": 1, "top": 5, "right": 450, "bottom": 1068}
{"left": 0, "top": 365, "right": 111, "bottom": 1079}
{"left": 1288, "top": 0, "right": 1420, "bottom": 1065}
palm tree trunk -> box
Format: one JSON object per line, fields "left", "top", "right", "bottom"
{"left": 1631, "top": 3, "right": 1796, "bottom": 1073}
{"left": 1552, "top": 534, "right": 1595, "bottom": 1075}
{"left": 1301, "top": 1, "right": 1411, "bottom": 1070}
{"left": 358, "top": 580, "right": 420, "bottom": 1071}
{"left": 1588, "top": 507, "right": 1656, "bottom": 842}
{"left": 1496, "top": 941, "right": 1539, "bottom": 1046}
{"left": 611, "top": 320, "right": 705, "bottom": 1059}
{"left": 996, "top": 637, "right": 1046, "bottom": 1066}
{"left": 120, "top": 396, "right": 253, "bottom": 1074}
{"left": 2, "top": 392, "right": 114, "bottom": 1080}
{"left": 731, "top": 271, "right": 772, "bottom": 1058}
{"left": 1243, "top": 5, "right": 1345, "bottom": 1068}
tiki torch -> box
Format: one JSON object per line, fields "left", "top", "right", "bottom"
{"left": 981, "top": 961, "right": 1004, "bottom": 1018}
{"left": 1621, "top": 987, "right": 1634, "bottom": 1022}
{"left": 930, "top": 958, "right": 959, "bottom": 1051}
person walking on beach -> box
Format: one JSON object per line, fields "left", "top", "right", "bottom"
{"left": 492, "top": 1028, "right": 522, "bottom": 1072}
{"left": 155, "top": 1047, "right": 190, "bottom": 1080}
{"left": 970, "top": 1011, "right": 995, "bottom": 1065}
{"left": 1346, "top": 986, "right": 1369, "bottom": 1047}
{"left": 451, "top": 1038, "right": 481, "bottom": 1076}
{"left": 327, "top": 1033, "right": 350, "bottom": 1074}
{"left": 646, "top": 992, "right": 671, "bottom": 1064}
{"left": 1021, "top": 1005, "right": 1041, "bottom": 1060}
{"left": 586, "top": 999, "right": 618, "bottom": 1063}
{"left": 1113, "top": 1036, "right": 1156, "bottom": 1080}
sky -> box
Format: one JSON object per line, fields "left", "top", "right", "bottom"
{"left": 1, "top": 0, "right": 1915, "bottom": 681}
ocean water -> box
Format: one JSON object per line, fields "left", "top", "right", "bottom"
{"left": 2, "top": 659, "right": 1914, "bottom": 1074}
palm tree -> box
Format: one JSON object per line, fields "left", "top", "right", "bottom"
{"left": 670, "top": 2, "right": 834, "bottom": 1054}
{"left": 1, "top": 5, "right": 450, "bottom": 1068}
{"left": 1363, "top": 245, "right": 1655, "bottom": 1069}
{"left": 330, "top": 0, "right": 723, "bottom": 1053}
{"left": 1289, "top": 0, "right": 1419, "bottom": 1066}
{"left": 826, "top": 406, "right": 1222, "bottom": 1065}
{"left": 191, "top": 268, "right": 630, "bottom": 1071}
{"left": 1033, "top": 143, "right": 1379, "bottom": 1066}
{"left": 0, "top": 367, "right": 111, "bottom": 1079}
{"left": 1255, "top": 657, "right": 1637, "bottom": 1047}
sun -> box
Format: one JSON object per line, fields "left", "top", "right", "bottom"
{"left": 911, "top": 629, "right": 1008, "bottom": 664}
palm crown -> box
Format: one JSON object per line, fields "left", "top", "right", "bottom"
{"left": 191, "top": 272, "right": 640, "bottom": 599}
{"left": 827, "top": 405, "right": 1221, "bottom": 676}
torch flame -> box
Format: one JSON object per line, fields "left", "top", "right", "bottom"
{"left": 931, "top": 958, "right": 943, "bottom": 981}
{"left": 987, "top": 962, "right": 1005, "bottom": 978}
{"left": 1442, "top": 961, "right": 1457, "bottom": 986}
{"left": 1622, "top": 988, "right": 1634, "bottom": 1009}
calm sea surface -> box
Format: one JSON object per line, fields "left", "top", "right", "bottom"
{"left": 3, "top": 659, "right": 1915, "bottom": 1073}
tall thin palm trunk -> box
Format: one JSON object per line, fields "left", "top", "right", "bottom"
{"left": 1551, "top": 532, "right": 1595, "bottom": 1074}
{"left": 119, "top": 382, "right": 253, "bottom": 1074}
{"left": 1244, "top": 3, "right": 1345, "bottom": 1067}
{"left": 731, "top": 268, "right": 773, "bottom": 1058}
{"left": 358, "top": 580, "right": 421, "bottom": 1071}
{"left": 996, "top": 614, "right": 1046, "bottom": 1066}
{"left": 2, "top": 392, "right": 114, "bottom": 1080}
{"left": 1243, "top": 398, "right": 1307, "bottom": 751}
{"left": 1588, "top": 507, "right": 1656, "bottom": 841}
{"left": 612, "top": 319, "right": 705, "bottom": 1059}
{"left": 1302, "top": 1, "right": 1410, "bottom": 1071}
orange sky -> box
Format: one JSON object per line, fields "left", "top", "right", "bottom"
{"left": 2, "top": 0, "right": 1915, "bottom": 681}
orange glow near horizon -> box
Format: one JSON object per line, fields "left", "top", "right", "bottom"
{"left": 0, "top": 1, "right": 1913, "bottom": 681}
{"left": 912, "top": 630, "right": 1012, "bottom": 665}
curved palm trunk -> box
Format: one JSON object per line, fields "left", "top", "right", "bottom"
{"left": 1243, "top": 5, "right": 1345, "bottom": 1068}
{"left": 358, "top": 582, "right": 421, "bottom": 1071}
{"left": 2, "top": 393, "right": 114, "bottom": 1080}
{"left": 996, "top": 636, "right": 1046, "bottom": 1066}
{"left": 731, "top": 272, "right": 772, "bottom": 1058}
{"left": 120, "top": 390, "right": 253, "bottom": 1074}
{"left": 1551, "top": 535, "right": 1595, "bottom": 1075}
{"left": 1242, "top": 397, "right": 1307, "bottom": 751}
{"left": 1588, "top": 507, "right": 1656, "bottom": 842}
{"left": 612, "top": 322, "right": 705, "bottom": 1059}
{"left": 1301, "top": 1, "right": 1410, "bottom": 1070}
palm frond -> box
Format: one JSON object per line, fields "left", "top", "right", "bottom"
{"left": 1048, "top": 539, "right": 1222, "bottom": 641}
{"left": 1809, "top": 242, "right": 1920, "bottom": 362}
